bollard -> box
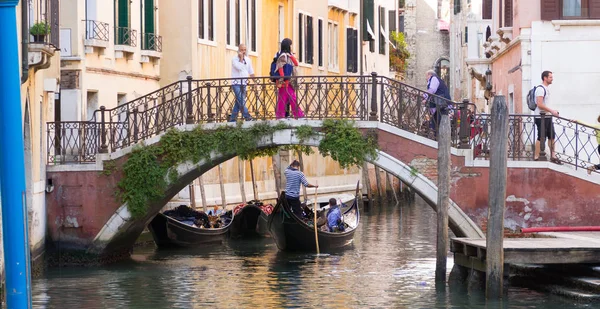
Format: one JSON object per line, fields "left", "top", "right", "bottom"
{"left": 435, "top": 101, "right": 451, "bottom": 284}
{"left": 486, "top": 95, "right": 509, "bottom": 299}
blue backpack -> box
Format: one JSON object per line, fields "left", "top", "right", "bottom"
{"left": 269, "top": 52, "right": 294, "bottom": 82}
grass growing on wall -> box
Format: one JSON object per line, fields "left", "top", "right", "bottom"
{"left": 117, "top": 120, "right": 378, "bottom": 218}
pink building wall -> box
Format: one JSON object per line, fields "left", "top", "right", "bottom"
{"left": 491, "top": 44, "right": 523, "bottom": 112}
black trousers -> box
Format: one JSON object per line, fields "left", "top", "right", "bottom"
{"left": 286, "top": 196, "right": 303, "bottom": 217}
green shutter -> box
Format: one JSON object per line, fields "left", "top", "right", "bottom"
{"left": 144, "top": 0, "right": 155, "bottom": 49}
{"left": 117, "top": 0, "right": 129, "bottom": 44}
{"left": 362, "top": 0, "right": 374, "bottom": 41}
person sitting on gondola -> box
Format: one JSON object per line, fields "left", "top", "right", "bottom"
{"left": 284, "top": 160, "right": 318, "bottom": 218}
{"left": 327, "top": 198, "right": 345, "bottom": 232}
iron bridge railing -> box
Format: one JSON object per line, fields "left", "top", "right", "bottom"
{"left": 46, "top": 74, "right": 599, "bottom": 175}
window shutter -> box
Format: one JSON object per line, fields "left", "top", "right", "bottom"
{"left": 353, "top": 29, "right": 359, "bottom": 72}
{"left": 50, "top": 0, "right": 60, "bottom": 47}
{"left": 388, "top": 10, "right": 397, "bottom": 33}
{"left": 235, "top": 0, "right": 240, "bottom": 46}
{"left": 454, "top": 0, "right": 461, "bottom": 15}
{"left": 504, "top": 0, "right": 513, "bottom": 27}
{"left": 379, "top": 6, "right": 386, "bottom": 55}
{"left": 399, "top": 15, "right": 405, "bottom": 33}
{"left": 199, "top": 0, "right": 204, "bottom": 39}
{"left": 482, "top": 0, "right": 492, "bottom": 19}
{"left": 318, "top": 19, "right": 323, "bottom": 67}
{"left": 347, "top": 28, "right": 352, "bottom": 72}
{"left": 299, "top": 14, "right": 303, "bottom": 62}
{"left": 307, "top": 16, "right": 314, "bottom": 64}
{"left": 540, "top": 0, "right": 559, "bottom": 21}
{"left": 208, "top": 0, "right": 214, "bottom": 41}
{"left": 363, "top": 0, "right": 375, "bottom": 41}
{"left": 591, "top": 0, "right": 600, "bottom": 19}
{"left": 226, "top": 0, "right": 231, "bottom": 45}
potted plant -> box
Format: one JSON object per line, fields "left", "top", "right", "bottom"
{"left": 30, "top": 22, "right": 50, "bottom": 43}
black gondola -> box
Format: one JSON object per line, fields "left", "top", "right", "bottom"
{"left": 230, "top": 201, "right": 273, "bottom": 238}
{"left": 148, "top": 206, "right": 234, "bottom": 247}
{"left": 268, "top": 182, "right": 360, "bottom": 252}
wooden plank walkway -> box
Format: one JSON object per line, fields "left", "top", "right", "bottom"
{"left": 451, "top": 233, "right": 600, "bottom": 271}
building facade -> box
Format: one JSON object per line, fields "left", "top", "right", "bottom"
{"left": 59, "top": 0, "right": 162, "bottom": 121}
{"left": 403, "top": 0, "right": 451, "bottom": 90}
{"left": 477, "top": 0, "right": 600, "bottom": 121}
{"left": 450, "top": 0, "right": 492, "bottom": 113}
{"left": 2, "top": 0, "right": 63, "bottom": 274}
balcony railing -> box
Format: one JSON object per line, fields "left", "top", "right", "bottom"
{"left": 115, "top": 27, "right": 137, "bottom": 47}
{"left": 142, "top": 33, "right": 162, "bottom": 52}
{"left": 29, "top": 0, "right": 60, "bottom": 48}
{"left": 85, "top": 20, "right": 109, "bottom": 41}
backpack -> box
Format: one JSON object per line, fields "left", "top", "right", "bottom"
{"left": 527, "top": 85, "right": 546, "bottom": 111}
{"left": 269, "top": 52, "right": 294, "bottom": 82}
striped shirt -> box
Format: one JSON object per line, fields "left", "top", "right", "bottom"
{"left": 284, "top": 167, "right": 309, "bottom": 198}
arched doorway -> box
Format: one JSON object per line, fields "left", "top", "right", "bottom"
{"left": 434, "top": 57, "right": 450, "bottom": 88}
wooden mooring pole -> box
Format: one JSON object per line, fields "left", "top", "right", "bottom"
{"left": 198, "top": 176, "right": 207, "bottom": 212}
{"left": 486, "top": 95, "right": 509, "bottom": 299}
{"left": 374, "top": 165, "right": 383, "bottom": 206}
{"left": 218, "top": 164, "right": 227, "bottom": 209}
{"left": 238, "top": 159, "right": 247, "bottom": 204}
{"left": 250, "top": 159, "right": 259, "bottom": 200}
{"left": 362, "top": 162, "right": 373, "bottom": 208}
{"left": 436, "top": 105, "right": 451, "bottom": 283}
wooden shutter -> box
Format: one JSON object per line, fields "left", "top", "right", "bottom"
{"left": 208, "top": 0, "right": 214, "bottom": 40}
{"left": 318, "top": 19, "right": 323, "bottom": 67}
{"left": 251, "top": 0, "right": 256, "bottom": 51}
{"left": 347, "top": 28, "right": 352, "bottom": 72}
{"left": 50, "top": 0, "right": 60, "bottom": 47}
{"left": 353, "top": 29, "right": 359, "bottom": 72}
{"left": 235, "top": 0, "right": 240, "bottom": 46}
{"left": 388, "top": 10, "right": 397, "bottom": 33}
{"left": 504, "top": 0, "right": 513, "bottom": 27}
{"left": 298, "top": 14, "right": 303, "bottom": 62}
{"left": 591, "top": 0, "right": 600, "bottom": 19}
{"left": 379, "top": 6, "right": 386, "bottom": 55}
{"left": 363, "top": 0, "right": 375, "bottom": 41}
{"left": 306, "top": 16, "right": 314, "bottom": 64}
{"left": 399, "top": 15, "right": 405, "bottom": 33}
{"left": 482, "top": 0, "right": 492, "bottom": 19}
{"left": 199, "top": 0, "right": 204, "bottom": 39}
{"left": 540, "top": 0, "right": 559, "bottom": 20}
{"left": 226, "top": 0, "right": 231, "bottom": 45}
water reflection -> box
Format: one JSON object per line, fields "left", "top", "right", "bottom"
{"left": 31, "top": 198, "right": 589, "bottom": 308}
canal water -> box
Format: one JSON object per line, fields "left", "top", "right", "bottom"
{"left": 31, "top": 198, "right": 594, "bottom": 308}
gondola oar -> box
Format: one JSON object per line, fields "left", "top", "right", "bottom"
{"left": 313, "top": 183, "right": 320, "bottom": 255}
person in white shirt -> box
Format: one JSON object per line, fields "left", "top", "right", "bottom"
{"left": 230, "top": 43, "right": 255, "bottom": 122}
{"left": 534, "top": 70, "right": 561, "bottom": 164}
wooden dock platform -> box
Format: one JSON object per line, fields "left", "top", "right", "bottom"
{"left": 451, "top": 232, "right": 600, "bottom": 272}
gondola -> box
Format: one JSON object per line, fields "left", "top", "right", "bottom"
{"left": 268, "top": 181, "right": 360, "bottom": 252}
{"left": 230, "top": 200, "right": 274, "bottom": 238}
{"left": 148, "top": 205, "right": 234, "bottom": 247}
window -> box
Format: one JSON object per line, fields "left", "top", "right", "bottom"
{"left": 379, "top": 6, "right": 386, "bottom": 55}
{"left": 482, "top": 0, "right": 492, "bottom": 19}
{"left": 199, "top": 0, "right": 214, "bottom": 41}
{"left": 346, "top": 28, "right": 358, "bottom": 73}
{"left": 226, "top": 0, "right": 241, "bottom": 46}
{"left": 278, "top": 5, "right": 284, "bottom": 49}
{"left": 298, "top": 13, "right": 314, "bottom": 64}
{"left": 454, "top": 0, "right": 461, "bottom": 14}
{"left": 399, "top": 15, "right": 405, "bottom": 34}
{"left": 504, "top": 0, "right": 513, "bottom": 27}
{"left": 115, "top": 0, "right": 131, "bottom": 45}
{"left": 539, "top": 0, "right": 599, "bottom": 20}
{"left": 328, "top": 21, "right": 339, "bottom": 70}
{"left": 250, "top": 0, "right": 256, "bottom": 51}
{"left": 388, "top": 10, "right": 397, "bottom": 33}
{"left": 318, "top": 19, "right": 323, "bottom": 67}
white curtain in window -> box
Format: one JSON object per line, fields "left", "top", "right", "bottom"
{"left": 563, "top": 0, "right": 582, "bottom": 17}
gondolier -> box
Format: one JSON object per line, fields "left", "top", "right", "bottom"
{"left": 284, "top": 160, "right": 318, "bottom": 217}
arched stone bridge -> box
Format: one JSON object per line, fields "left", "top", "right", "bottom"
{"left": 46, "top": 75, "right": 600, "bottom": 261}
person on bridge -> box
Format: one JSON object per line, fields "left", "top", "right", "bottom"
{"left": 284, "top": 160, "right": 318, "bottom": 218}
{"left": 533, "top": 70, "right": 561, "bottom": 165}
{"left": 230, "top": 43, "right": 255, "bottom": 122}
{"left": 422, "top": 70, "right": 452, "bottom": 138}
{"left": 274, "top": 38, "right": 304, "bottom": 119}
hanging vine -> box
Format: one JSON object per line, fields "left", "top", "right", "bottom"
{"left": 117, "top": 120, "right": 378, "bottom": 218}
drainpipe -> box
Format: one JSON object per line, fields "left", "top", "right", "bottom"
{"left": 21, "top": 0, "right": 29, "bottom": 84}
